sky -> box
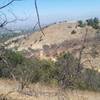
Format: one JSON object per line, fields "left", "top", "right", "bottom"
{"left": 0, "top": 0, "right": 100, "bottom": 29}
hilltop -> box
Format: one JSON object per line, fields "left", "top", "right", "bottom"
{"left": 4, "top": 21, "right": 100, "bottom": 70}
{"left": 5, "top": 21, "right": 96, "bottom": 50}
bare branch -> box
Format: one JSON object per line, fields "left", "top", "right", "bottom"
{"left": 34, "top": 0, "right": 45, "bottom": 36}
{"left": 0, "top": 0, "right": 22, "bottom": 10}
{"left": 33, "top": 22, "right": 38, "bottom": 32}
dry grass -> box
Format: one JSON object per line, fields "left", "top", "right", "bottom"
{"left": 5, "top": 22, "right": 96, "bottom": 50}
{"left": 0, "top": 79, "right": 100, "bottom": 100}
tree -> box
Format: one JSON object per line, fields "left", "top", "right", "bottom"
{"left": 86, "top": 17, "right": 100, "bottom": 29}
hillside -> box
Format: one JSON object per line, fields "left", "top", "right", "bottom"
{"left": 5, "top": 22, "right": 96, "bottom": 50}
{"left": 1, "top": 21, "right": 100, "bottom": 100}
{"left": 5, "top": 22, "right": 100, "bottom": 70}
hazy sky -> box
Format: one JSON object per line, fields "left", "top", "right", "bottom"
{"left": 0, "top": 0, "right": 100, "bottom": 29}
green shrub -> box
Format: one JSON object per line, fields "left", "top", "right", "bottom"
{"left": 77, "top": 68, "right": 100, "bottom": 91}
{"left": 4, "top": 50, "right": 24, "bottom": 67}
{"left": 78, "top": 20, "right": 86, "bottom": 27}
{"left": 86, "top": 17, "right": 100, "bottom": 29}
{"left": 1, "top": 50, "right": 100, "bottom": 91}
{"left": 38, "top": 59, "right": 55, "bottom": 83}
{"left": 55, "top": 52, "right": 80, "bottom": 89}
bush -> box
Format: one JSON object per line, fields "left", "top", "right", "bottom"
{"left": 1, "top": 50, "right": 100, "bottom": 91}
{"left": 4, "top": 50, "right": 24, "bottom": 67}
{"left": 78, "top": 69, "right": 100, "bottom": 91}
{"left": 55, "top": 52, "right": 80, "bottom": 89}
{"left": 36, "top": 59, "right": 56, "bottom": 84}
{"left": 71, "top": 30, "right": 77, "bottom": 34}
{"left": 0, "top": 50, "right": 25, "bottom": 79}
{"left": 0, "top": 50, "right": 56, "bottom": 85}
{"left": 86, "top": 17, "right": 100, "bottom": 29}
{"left": 78, "top": 20, "right": 86, "bottom": 27}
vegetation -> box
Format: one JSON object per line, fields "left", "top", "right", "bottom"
{"left": 78, "top": 69, "right": 100, "bottom": 91}
{"left": 71, "top": 30, "right": 77, "bottom": 34}
{"left": 0, "top": 32, "right": 23, "bottom": 43}
{"left": 55, "top": 52, "right": 79, "bottom": 89}
{"left": 78, "top": 20, "right": 86, "bottom": 27}
{"left": 0, "top": 94, "right": 11, "bottom": 100}
{"left": 0, "top": 50, "right": 100, "bottom": 91}
{"left": 78, "top": 18, "right": 100, "bottom": 29}
{"left": 86, "top": 17, "right": 100, "bottom": 29}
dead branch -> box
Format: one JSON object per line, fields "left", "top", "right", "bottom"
{"left": 34, "top": 0, "right": 45, "bottom": 36}
{"left": 0, "top": 0, "right": 22, "bottom": 10}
